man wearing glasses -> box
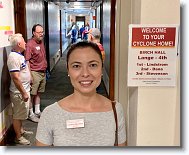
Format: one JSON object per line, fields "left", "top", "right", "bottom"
{"left": 25, "top": 24, "right": 47, "bottom": 123}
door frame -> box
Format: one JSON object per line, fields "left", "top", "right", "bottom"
{"left": 13, "top": 0, "right": 27, "bottom": 40}
{"left": 109, "top": 0, "right": 116, "bottom": 100}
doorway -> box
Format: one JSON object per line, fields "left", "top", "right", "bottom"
{"left": 76, "top": 16, "right": 85, "bottom": 38}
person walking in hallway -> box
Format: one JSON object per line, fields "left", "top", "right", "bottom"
{"left": 67, "top": 25, "right": 78, "bottom": 44}
{"left": 88, "top": 28, "right": 105, "bottom": 62}
{"left": 7, "top": 33, "right": 32, "bottom": 145}
{"left": 25, "top": 24, "right": 47, "bottom": 123}
{"left": 35, "top": 42, "right": 126, "bottom": 146}
{"left": 79, "top": 25, "right": 85, "bottom": 40}
{"left": 82, "top": 26, "right": 89, "bottom": 41}
{"left": 88, "top": 28, "right": 105, "bottom": 92}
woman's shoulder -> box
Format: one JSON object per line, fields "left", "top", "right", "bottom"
{"left": 42, "top": 102, "right": 60, "bottom": 114}
{"left": 58, "top": 95, "right": 71, "bottom": 105}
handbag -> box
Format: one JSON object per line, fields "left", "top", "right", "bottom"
{"left": 111, "top": 101, "right": 118, "bottom": 146}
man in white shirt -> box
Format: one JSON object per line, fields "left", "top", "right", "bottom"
{"left": 7, "top": 33, "right": 32, "bottom": 145}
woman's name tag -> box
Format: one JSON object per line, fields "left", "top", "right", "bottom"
{"left": 66, "top": 119, "right": 85, "bottom": 129}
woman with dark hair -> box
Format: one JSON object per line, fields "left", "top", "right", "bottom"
{"left": 36, "top": 41, "right": 126, "bottom": 146}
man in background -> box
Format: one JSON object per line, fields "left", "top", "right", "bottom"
{"left": 25, "top": 24, "right": 47, "bottom": 122}
{"left": 79, "top": 25, "right": 85, "bottom": 39}
{"left": 88, "top": 28, "right": 106, "bottom": 93}
{"left": 8, "top": 33, "right": 32, "bottom": 145}
{"left": 88, "top": 28, "right": 105, "bottom": 62}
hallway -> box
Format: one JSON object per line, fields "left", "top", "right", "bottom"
{"left": 0, "top": 0, "right": 181, "bottom": 148}
{"left": 7, "top": 48, "right": 108, "bottom": 146}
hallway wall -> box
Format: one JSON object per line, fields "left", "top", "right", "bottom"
{"left": 26, "top": 0, "right": 44, "bottom": 39}
{"left": 61, "top": 11, "right": 69, "bottom": 51}
{"left": 136, "top": 0, "right": 180, "bottom": 146}
{"left": 115, "top": 0, "right": 132, "bottom": 145}
{"left": 0, "top": 0, "right": 14, "bottom": 142}
{"left": 115, "top": 0, "right": 180, "bottom": 146}
{"left": 48, "top": 3, "right": 61, "bottom": 71}
{"left": 102, "top": 0, "right": 111, "bottom": 94}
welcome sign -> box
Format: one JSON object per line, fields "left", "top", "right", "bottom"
{"left": 127, "top": 24, "right": 179, "bottom": 87}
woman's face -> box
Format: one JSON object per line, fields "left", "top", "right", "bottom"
{"left": 68, "top": 47, "right": 102, "bottom": 95}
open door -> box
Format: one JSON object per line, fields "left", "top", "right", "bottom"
{"left": 13, "top": 0, "right": 27, "bottom": 40}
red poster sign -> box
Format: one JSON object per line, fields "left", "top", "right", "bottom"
{"left": 131, "top": 27, "right": 176, "bottom": 47}
{"left": 128, "top": 25, "right": 179, "bottom": 87}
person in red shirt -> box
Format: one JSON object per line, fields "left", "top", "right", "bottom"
{"left": 25, "top": 24, "right": 47, "bottom": 122}
{"left": 82, "top": 27, "right": 89, "bottom": 41}
{"left": 88, "top": 28, "right": 105, "bottom": 62}
{"left": 88, "top": 28, "right": 105, "bottom": 93}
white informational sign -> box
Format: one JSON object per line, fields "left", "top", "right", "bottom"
{"left": 0, "top": 0, "right": 15, "bottom": 48}
{"left": 127, "top": 24, "right": 179, "bottom": 87}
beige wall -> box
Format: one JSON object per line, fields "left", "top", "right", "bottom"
{"left": 115, "top": 0, "right": 131, "bottom": 142}
{"left": 115, "top": 0, "right": 180, "bottom": 146}
{"left": 0, "top": 0, "right": 14, "bottom": 141}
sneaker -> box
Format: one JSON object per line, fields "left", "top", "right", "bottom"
{"left": 15, "top": 136, "right": 30, "bottom": 145}
{"left": 28, "top": 114, "right": 39, "bottom": 123}
{"left": 21, "top": 130, "right": 33, "bottom": 135}
{"left": 35, "top": 112, "right": 41, "bottom": 118}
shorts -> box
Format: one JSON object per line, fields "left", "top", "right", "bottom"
{"left": 9, "top": 92, "right": 30, "bottom": 120}
{"left": 31, "top": 71, "right": 46, "bottom": 95}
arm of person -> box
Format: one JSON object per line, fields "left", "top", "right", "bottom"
{"left": 66, "top": 30, "right": 72, "bottom": 37}
{"left": 10, "top": 71, "right": 29, "bottom": 102}
{"left": 26, "top": 61, "right": 33, "bottom": 84}
{"left": 116, "top": 102, "right": 127, "bottom": 146}
{"left": 118, "top": 141, "right": 127, "bottom": 146}
{"left": 25, "top": 45, "right": 33, "bottom": 84}
{"left": 36, "top": 140, "right": 51, "bottom": 146}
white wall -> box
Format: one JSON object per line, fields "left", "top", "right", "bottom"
{"left": 0, "top": 0, "right": 14, "bottom": 141}
{"left": 137, "top": 0, "right": 180, "bottom": 146}
{"left": 115, "top": 0, "right": 180, "bottom": 146}
{"left": 115, "top": 0, "right": 131, "bottom": 142}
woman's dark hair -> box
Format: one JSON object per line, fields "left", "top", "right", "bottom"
{"left": 66, "top": 41, "right": 103, "bottom": 68}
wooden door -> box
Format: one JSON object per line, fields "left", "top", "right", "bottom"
{"left": 13, "top": 0, "right": 27, "bottom": 40}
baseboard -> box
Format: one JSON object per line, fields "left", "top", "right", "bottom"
{"left": 0, "top": 125, "right": 15, "bottom": 146}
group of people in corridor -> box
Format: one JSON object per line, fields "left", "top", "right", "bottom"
{"left": 8, "top": 24, "right": 47, "bottom": 145}
{"left": 67, "top": 23, "right": 90, "bottom": 44}
{"left": 7, "top": 24, "right": 126, "bottom": 146}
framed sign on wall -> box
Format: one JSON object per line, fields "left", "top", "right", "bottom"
{"left": 127, "top": 24, "right": 179, "bottom": 87}
{"left": 0, "top": 0, "right": 14, "bottom": 48}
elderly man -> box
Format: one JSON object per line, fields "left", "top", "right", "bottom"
{"left": 7, "top": 33, "right": 32, "bottom": 145}
{"left": 88, "top": 28, "right": 105, "bottom": 62}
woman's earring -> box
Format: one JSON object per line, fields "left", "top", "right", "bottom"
{"left": 68, "top": 74, "right": 70, "bottom": 77}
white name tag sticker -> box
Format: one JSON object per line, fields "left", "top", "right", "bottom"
{"left": 36, "top": 46, "right": 40, "bottom": 50}
{"left": 66, "top": 119, "right": 85, "bottom": 129}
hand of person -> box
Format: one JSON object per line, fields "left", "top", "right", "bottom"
{"left": 22, "top": 92, "right": 29, "bottom": 102}
{"left": 30, "top": 75, "right": 33, "bottom": 85}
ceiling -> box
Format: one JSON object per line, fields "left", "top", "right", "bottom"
{"left": 48, "top": 0, "right": 102, "bottom": 15}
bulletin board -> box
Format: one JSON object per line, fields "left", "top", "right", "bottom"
{"left": 0, "top": 0, "right": 15, "bottom": 48}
